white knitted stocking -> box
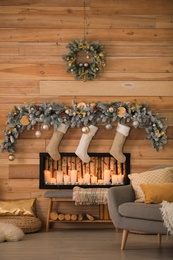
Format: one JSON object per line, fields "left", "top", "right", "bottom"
{"left": 75, "top": 125, "right": 98, "bottom": 163}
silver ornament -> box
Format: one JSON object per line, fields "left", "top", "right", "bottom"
{"left": 133, "top": 120, "right": 139, "bottom": 128}
{"left": 82, "top": 126, "right": 90, "bottom": 134}
{"left": 42, "top": 124, "right": 49, "bottom": 130}
{"left": 35, "top": 130, "right": 42, "bottom": 138}
{"left": 9, "top": 154, "right": 15, "bottom": 161}
{"left": 105, "top": 124, "right": 113, "bottom": 130}
{"left": 84, "top": 62, "right": 89, "bottom": 67}
{"left": 108, "top": 107, "right": 114, "bottom": 113}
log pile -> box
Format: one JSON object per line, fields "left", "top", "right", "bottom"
{"left": 49, "top": 211, "right": 95, "bottom": 221}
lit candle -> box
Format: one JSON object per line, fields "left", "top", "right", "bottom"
{"left": 56, "top": 170, "right": 63, "bottom": 184}
{"left": 98, "top": 179, "right": 103, "bottom": 185}
{"left": 118, "top": 174, "right": 124, "bottom": 184}
{"left": 70, "top": 170, "right": 77, "bottom": 184}
{"left": 44, "top": 170, "right": 51, "bottom": 184}
{"left": 78, "top": 177, "right": 84, "bottom": 185}
{"left": 50, "top": 177, "right": 56, "bottom": 184}
{"left": 91, "top": 175, "right": 97, "bottom": 184}
{"left": 84, "top": 173, "right": 90, "bottom": 184}
{"left": 112, "top": 174, "right": 118, "bottom": 185}
{"left": 104, "top": 170, "right": 110, "bottom": 184}
{"left": 64, "top": 174, "right": 70, "bottom": 185}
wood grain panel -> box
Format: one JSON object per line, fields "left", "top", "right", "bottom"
{"left": 1, "top": 56, "right": 172, "bottom": 71}
{"left": 0, "top": 14, "right": 157, "bottom": 29}
{"left": 0, "top": 96, "right": 64, "bottom": 105}
{"left": 0, "top": 158, "right": 39, "bottom": 165}
{"left": 0, "top": 80, "right": 39, "bottom": 88}
{"left": 91, "top": 0, "right": 173, "bottom": 15}
{"left": 1, "top": 67, "right": 173, "bottom": 81}
{"left": 0, "top": 6, "right": 90, "bottom": 15}
{"left": 9, "top": 165, "right": 39, "bottom": 179}
{"left": 15, "top": 139, "right": 46, "bottom": 153}
{"left": 0, "top": 96, "right": 172, "bottom": 109}
{"left": 18, "top": 42, "right": 66, "bottom": 56}
{"left": 0, "top": 165, "right": 9, "bottom": 179}
{"left": 13, "top": 42, "right": 173, "bottom": 57}
{"left": 106, "top": 43, "right": 173, "bottom": 57}
{"left": 96, "top": 72, "right": 173, "bottom": 81}
{"left": 0, "top": 192, "right": 33, "bottom": 200}
{"left": 0, "top": 0, "right": 90, "bottom": 7}
{"left": 106, "top": 57, "right": 173, "bottom": 73}
{"left": 156, "top": 15, "right": 173, "bottom": 28}
{"left": 0, "top": 28, "right": 172, "bottom": 42}
{"left": 0, "top": 179, "right": 39, "bottom": 192}
{"left": 0, "top": 87, "right": 39, "bottom": 95}
{"left": 40, "top": 81, "right": 173, "bottom": 96}
{"left": 0, "top": 42, "right": 19, "bottom": 55}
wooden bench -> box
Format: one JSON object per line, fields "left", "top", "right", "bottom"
{"left": 44, "top": 190, "right": 111, "bottom": 232}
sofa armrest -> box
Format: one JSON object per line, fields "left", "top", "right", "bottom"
{"left": 108, "top": 185, "right": 135, "bottom": 228}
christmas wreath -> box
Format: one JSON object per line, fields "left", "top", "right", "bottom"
{"left": 62, "top": 39, "right": 106, "bottom": 81}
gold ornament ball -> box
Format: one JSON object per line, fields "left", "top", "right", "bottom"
{"left": 9, "top": 154, "right": 15, "bottom": 161}
{"left": 82, "top": 126, "right": 90, "bottom": 134}
{"left": 117, "top": 106, "right": 126, "bottom": 118}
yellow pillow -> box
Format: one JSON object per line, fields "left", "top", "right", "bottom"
{"left": 140, "top": 183, "right": 173, "bottom": 204}
{"left": 0, "top": 198, "right": 36, "bottom": 216}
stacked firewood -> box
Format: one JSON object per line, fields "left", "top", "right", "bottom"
{"left": 49, "top": 211, "right": 94, "bottom": 221}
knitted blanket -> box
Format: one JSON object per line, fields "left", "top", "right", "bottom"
{"left": 160, "top": 201, "right": 173, "bottom": 235}
{"left": 73, "top": 187, "right": 108, "bottom": 205}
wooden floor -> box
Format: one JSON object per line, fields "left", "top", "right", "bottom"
{"left": 0, "top": 229, "right": 173, "bottom": 260}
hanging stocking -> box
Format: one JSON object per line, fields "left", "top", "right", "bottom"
{"left": 75, "top": 125, "right": 98, "bottom": 163}
{"left": 110, "top": 123, "right": 130, "bottom": 163}
{"left": 46, "top": 123, "right": 69, "bottom": 161}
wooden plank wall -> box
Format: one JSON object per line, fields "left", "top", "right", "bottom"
{"left": 0, "top": 0, "right": 173, "bottom": 228}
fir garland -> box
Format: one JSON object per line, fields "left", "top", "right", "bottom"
{"left": 0, "top": 100, "right": 167, "bottom": 154}
{"left": 62, "top": 39, "right": 106, "bottom": 81}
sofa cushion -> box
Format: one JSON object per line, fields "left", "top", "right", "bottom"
{"left": 140, "top": 183, "right": 173, "bottom": 204}
{"left": 118, "top": 202, "right": 163, "bottom": 221}
{"left": 128, "top": 167, "right": 173, "bottom": 202}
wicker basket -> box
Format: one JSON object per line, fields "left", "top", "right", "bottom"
{"left": 0, "top": 216, "right": 42, "bottom": 233}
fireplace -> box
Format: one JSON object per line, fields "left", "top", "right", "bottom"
{"left": 39, "top": 152, "right": 130, "bottom": 189}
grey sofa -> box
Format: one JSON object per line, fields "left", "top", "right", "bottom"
{"left": 108, "top": 184, "right": 167, "bottom": 250}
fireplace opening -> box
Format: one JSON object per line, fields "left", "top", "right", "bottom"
{"left": 39, "top": 152, "right": 130, "bottom": 189}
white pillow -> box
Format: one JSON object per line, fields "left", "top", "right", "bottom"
{"left": 128, "top": 167, "right": 173, "bottom": 202}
